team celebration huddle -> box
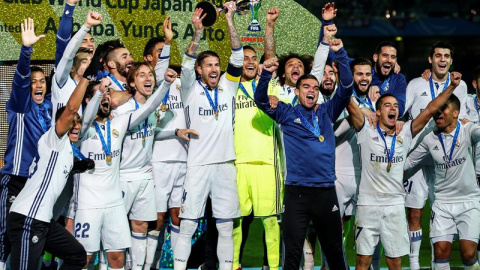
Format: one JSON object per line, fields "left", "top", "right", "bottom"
{"left": 0, "top": 1, "right": 479, "bottom": 270}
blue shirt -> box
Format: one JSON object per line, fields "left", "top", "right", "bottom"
{"left": 254, "top": 48, "right": 353, "bottom": 187}
{"left": 371, "top": 68, "right": 407, "bottom": 116}
{"left": 1, "top": 46, "right": 52, "bottom": 177}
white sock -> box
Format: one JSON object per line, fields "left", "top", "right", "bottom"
{"left": 434, "top": 260, "right": 450, "bottom": 270}
{"left": 171, "top": 224, "right": 180, "bottom": 251}
{"left": 303, "top": 239, "right": 314, "bottom": 270}
{"left": 409, "top": 229, "right": 422, "bottom": 270}
{"left": 125, "top": 249, "right": 132, "bottom": 270}
{"left": 144, "top": 230, "right": 160, "bottom": 270}
{"left": 174, "top": 219, "right": 198, "bottom": 270}
{"left": 216, "top": 219, "right": 234, "bottom": 270}
{"left": 464, "top": 259, "right": 480, "bottom": 270}
{"left": 131, "top": 231, "right": 148, "bottom": 270}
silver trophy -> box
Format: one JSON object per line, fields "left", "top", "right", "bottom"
{"left": 195, "top": 0, "right": 253, "bottom": 27}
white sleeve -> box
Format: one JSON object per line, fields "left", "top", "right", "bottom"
{"left": 356, "top": 116, "right": 369, "bottom": 144}
{"left": 180, "top": 53, "right": 197, "bottom": 104}
{"left": 55, "top": 25, "right": 90, "bottom": 88}
{"left": 456, "top": 80, "right": 469, "bottom": 119}
{"left": 310, "top": 43, "right": 330, "bottom": 84}
{"left": 405, "top": 139, "right": 429, "bottom": 171}
{"left": 404, "top": 80, "right": 415, "bottom": 116}
{"left": 334, "top": 117, "right": 351, "bottom": 137}
{"left": 154, "top": 44, "right": 171, "bottom": 86}
{"left": 44, "top": 126, "right": 68, "bottom": 150}
{"left": 468, "top": 123, "right": 480, "bottom": 145}
{"left": 154, "top": 128, "right": 176, "bottom": 140}
{"left": 80, "top": 90, "right": 103, "bottom": 136}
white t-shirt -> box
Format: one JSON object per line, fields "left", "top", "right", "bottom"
{"left": 113, "top": 98, "right": 158, "bottom": 180}
{"left": 463, "top": 94, "right": 480, "bottom": 175}
{"left": 180, "top": 53, "right": 241, "bottom": 166}
{"left": 405, "top": 122, "right": 480, "bottom": 203}
{"left": 151, "top": 78, "right": 188, "bottom": 163}
{"left": 11, "top": 127, "right": 73, "bottom": 222}
{"left": 357, "top": 120, "right": 414, "bottom": 205}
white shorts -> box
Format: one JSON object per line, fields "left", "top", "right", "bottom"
{"left": 430, "top": 201, "right": 480, "bottom": 241}
{"left": 355, "top": 204, "right": 409, "bottom": 258}
{"left": 335, "top": 172, "right": 358, "bottom": 217}
{"left": 152, "top": 161, "right": 186, "bottom": 212}
{"left": 180, "top": 162, "right": 240, "bottom": 219}
{"left": 74, "top": 204, "right": 132, "bottom": 252}
{"left": 121, "top": 179, "right": 157, "bottom": 221}
{"left": 404, "top": 165, "right": 435, "bottom": 209}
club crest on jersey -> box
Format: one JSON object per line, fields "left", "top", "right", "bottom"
{"left": 32, "top": 235, "right": 39, "bottom": 243}
{"left": 294, "top": 118, "right": 302, "bottom": 124}
{"left": 455, "top": 140, "right": 460, "bottom": 148}
{"left": 112, "top": 129, "right": 119, "bottom": 138}
{"left": 180, "top": 205, "right": 185, "bottom": 213}
{"left": 176, "top": 84, "right": 181, "bottom": 91}
{"left": 397, "top": 136, "right": 403, "bottom": 145}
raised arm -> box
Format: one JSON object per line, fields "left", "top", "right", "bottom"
{"left": 224, "top": 1, "right": 241, "bottom": 50}
{"left": 404, "top": 140, "right": 429, "bottom": 172}
{"left": 56, "top": 77, "right": 91, "bottom": 136}
{"left": 55, "top": 11, "right": 102, "bottom": 88}
{"left": 411, "top": 72, "right": 461, "bottom": 137}
{"left": 128, "top": 69, "right": 176, "bottom": 129}
{"left": 311, "top": 24, "right": 336, "bottom": 83}
{"left": 9, "top": 18, "right": 45, "bottom": 113}
{"left": 346, "top": 97, "right": 365, "bottom": 131}
{"left": 55, "top": 0, "right": 79, "bottom": 67}
{"left": 79, "top": 78, "right": 110, "bottom": 136}
{"left": 154, "top": 16, "right": 173, "bottom": 85}
{"left": 264, "top": 8, "right": 279, "bottom": 60}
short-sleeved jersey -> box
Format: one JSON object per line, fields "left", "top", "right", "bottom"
{"left": 463, "top": 95, "right": 480, "bottom": 175}
{"left": 234, "top": 79, "right": 277, "bottom": 165}
{"left": 51, "top": 77, "right": 81, "bottom": 123}
{"left": 405, "top": 123, "right": 480, "bottom": 203}
{"left": 180, "top": 53, "right": 242, "bottom": 166}
{"left": 10, "top": 127, "right": 73, "bottom": 223}
{"left": 357, "top": 120, "right": 414, "bottom": 206}
{"left": 113, "top": 98, "right": 157, "bottom": 181}
{"left": 77, "top": 115, "right": 131, "bottom": 209}
{"left": 151, "top": 78, "right": 188, "bottom": 163}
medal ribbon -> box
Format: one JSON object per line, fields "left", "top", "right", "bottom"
{"left": 376, "top": 122, "right": 396, "bottom": 169}
{"left": 197, "top": 80, "right": 218, "bottom": 115}
{"left": 437, "top": 121, "right": 460, "bottom": 163}
{"left": 133, "top": 97, "right": 149, "bottom": 142}
{"left": 93, "top": 119, "right": 112, "bottom": 158}
{"left": 379, "top": 77, "right": 390, "bottom": 94}
{"left": 429, "top": 73, "right": 450, "bottom": 100}
{"left": 71, "top": 143, "right": 86, "bottom": 160}
{"left": 238, "top": 80, "right": 256, "bottom": 100}
{"left": 37, "top": 103, "right": 51, "bottom": 133}
{"left": 294, "top": 108, "right": 321, "bottom": 138}
{"left": 162, "top": 88, "right": 170, "bottom": 106}
{"left": 108, "top": 73, "right": 126, "bottom": 91}
{"left": 353, "top": 91, "right": 375, "bottom": 112}
{"left": 291, "top": 96, "right": 298, "bottom": 106}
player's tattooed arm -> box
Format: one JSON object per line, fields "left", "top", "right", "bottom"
{"left": 224, "top": 1, "right": 241, "bottom": 49}
{"left": 186, "top": 8, "right": 205, "bottom": 56}
{"left": 264, "top": 8, "right": 279, "bottom": 60}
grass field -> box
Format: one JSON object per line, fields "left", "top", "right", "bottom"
{"left": 239, "top": 202, "right": 465, "bottom": 268}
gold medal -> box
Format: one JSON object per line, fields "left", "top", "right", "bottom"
{"left": 106, "top": 155, "right": 112, "bottom": 162}
{"left": 387, "top": 162, "right": 392, "bottom": 173}
{"left": 160, "top": 104, "right": 168, "bottom": 112}
{"left": 215, "top": 111, "right": 219, "bottom": 118}
{"left": 142, "top": 136, "right": 146, "bottom": 143}
{"left": 319, "top": 135, "right": 324, "bottom": 142}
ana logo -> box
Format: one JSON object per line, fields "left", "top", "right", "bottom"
{"left": 294, "top": 118, "right": 302, "bottom": 124}
{"left": 32, "top": 235, "right": 38, "bottom": 243}
{"left": 112, "top": 129, "right": 119, "bottom": 138}
{"left": 433, "top": 145, "right": 439, "bottom": 150}
{"left": 420, "top": 92, "right": 428, "bottom": 96}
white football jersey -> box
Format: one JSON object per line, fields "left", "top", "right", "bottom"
{"left": 463, "top": 95, "right": 480, "bottom": 175}
{"left": 51, "top": 77, "right": 82, "bottom": 125}
{"left": 405, "top": 76, "right": 468, "bottom": 121}
{"left": 405, "top": 122, "right": 480, "bottom": 202}
{"left": 180, "top": 53, "right": 241, "bottom": 166}
{"left": 114, "top": 98, "right": 157, "bottom": 180}
{"left": 151, "top": 78, "right": 188, "bottom": 163}
{"left": 357, "top": 120, "right": 414, "bottom": 205}
{"left": 10, "top": 127, "right": 73, "bottom": 222}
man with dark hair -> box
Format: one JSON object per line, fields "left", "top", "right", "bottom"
{"left": 405, "top": 88, "right": 480, "bottom": 270}
{"left": 403, "top": 41, "right": 469, "bottom": 269}
{"left": 346, "top": 70, "right": 462, "bottom": 270}
{"left": 103, "top": 39, "right": 133, "bottom": 91}
{"left": 370, "top": 40, "right": 407, "bottom": 117}
{"left": 0, "top": 18, "right": 53, "bottom": 270}
{"left": 254, "top": 37, "right": 351, "bottom": 270}
{"left": 173, "top": 4, "right": 243, "bottom": 270}
{"left": 143, "top": 36, "right": 166, "bottom": 68}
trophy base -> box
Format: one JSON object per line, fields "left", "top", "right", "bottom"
{"left": 248, "top": 21, "right": 261, "bottom": 32}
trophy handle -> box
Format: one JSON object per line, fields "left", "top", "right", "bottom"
{"left": 195, "top": 1, "right": 221, "bottom": 27}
